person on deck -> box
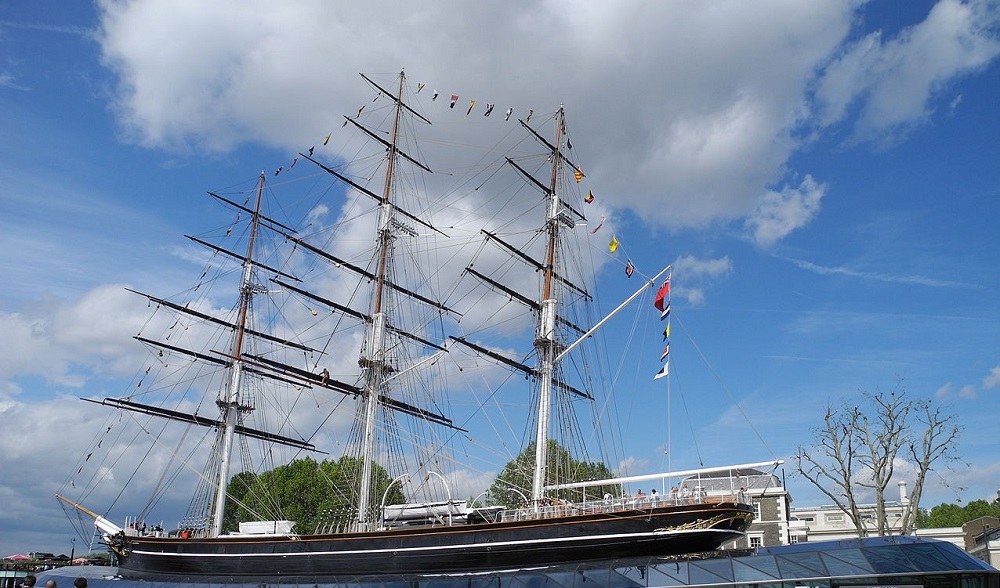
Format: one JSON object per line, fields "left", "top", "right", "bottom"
{"left": 680, "top": 485, "right": 691, "bottom": 504}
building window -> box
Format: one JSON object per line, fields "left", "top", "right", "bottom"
{"left": 753, "top": 501, "right": 762, "bottom": 521}
{"left": 789, "top": 535, "right": 801, "bottom": 544}
{"left": 826, "top": 514, "right": 844, "bottom": 522}
{"left": 749, "top": 536, "right": 763, "bottom": 548}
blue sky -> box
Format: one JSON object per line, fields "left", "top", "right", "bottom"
{"left": 2, "top": 0, "right": 1000, "bottom": 557}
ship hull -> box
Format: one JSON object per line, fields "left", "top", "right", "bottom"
{"left": 116, "top": 502, "right": 752, "bottom": 581}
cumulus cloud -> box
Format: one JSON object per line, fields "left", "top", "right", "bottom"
{"left": 959, "top": 384, "right": 979, "bottom": 399}
{"left": 0, "top": 73, "right": 29, "bottom": 91}
{"left": 93, "top": 0, "right": 1000, "bottom": 244}
{"left": 673, "top": 255, "right": 734, "bottom": 279}
{"left": 0, "top": 286, "right": 152, "bottom": 396}
{"left": 814, "top": 0, "right": 1000, "bottom": 145}
{"left": 671, "top": 255, "right": 733, "bottom": 305}
{"left": 982, "top": 365, "right": 1000, "bottom": 389}
{"left": 935, "top": 380, "right": 984, "bottom": 401}
{"left": 745, "top": 176, "right": 826, "bottom": 248}
{"left": 94, "top": 0, "right": 851, "bottom": 233}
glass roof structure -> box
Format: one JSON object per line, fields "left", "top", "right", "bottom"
{"left": 35, "top": 536, "right": 998, "bottom": 588}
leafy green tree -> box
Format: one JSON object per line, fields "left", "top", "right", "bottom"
{"left": 223, "top": 456, "right": 405, "bottom": 533}
{"left": 963, "top": 499, "right": 1000, "bottom": 521}
{"left": 222, "top": 470, "right": 258, "bottom": 533}
{"left": 924, "top": 502, "right": 966, "bottom": 527}
{"left": 923, "top": 499, "right": 1000, "bottom": 528}
{"left": 489, "top": 440, "right": 618, "bottom": 507}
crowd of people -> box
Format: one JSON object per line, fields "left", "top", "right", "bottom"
{"left": 600, "top": 485, "right": 710, "bottom": 506}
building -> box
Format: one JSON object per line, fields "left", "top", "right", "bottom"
{"left": 789, "top": 481, "right": 971, "bottom": 551}
{"left": 965, "top": 516, "right": 1000, "bottom": 567}
{"left": 679, "top": 467, "right": 804, "bottom": 548}
{"left": 790, "top": 480, "right": 912, "bottom": 541}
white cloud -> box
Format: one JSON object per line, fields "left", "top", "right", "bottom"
{"left": 814, "top": 0, "right": 1000, "bottom": 145}
{"left": 0, "top": 285, "right": 153, "bottom": 398}
{"left": 959, "top": 384, "right": 978, "bottom": 399}
{"left": 745, "top": 176, "right": 826, "bottom": 248}
{"left": 94, "top": 0, "right": 854, "bottom": 234}
{"left": 674, "top": 255, "right": 733, "bottom": 279}
{"left": 671, "top": 255, "right": 733, "bottom": 305}
{"left": 616, "top": 455, "right": 650, "bottom": 479}
{"left": 0, "top": 73, "right": 29, "bottom": 91}
{"left": 982, "top": 365, "right": 1000, "bottom": 389}
{"left": 93, "top": 0, "right": 1000, "bottom": 244}
{"left": 935, "top": 364, "right": 1000, "bottom": 402}
{"left": 0, "top": 395, "right": 144, "bottom": 557}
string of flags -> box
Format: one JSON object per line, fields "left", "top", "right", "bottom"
{"left": 603, "top": 224, "right": 672, "bottom": 380}
{"left": 653, "top": 275, "right": 671, "bottom": 380}
{"left": 268, "top": 77, "right": 604, "bottom": 215}
{"left": 607, "top": 234, "right": 633, "bottom": 277}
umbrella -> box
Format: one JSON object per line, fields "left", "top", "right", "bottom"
{"left": 3, "top": 554, "right": 30, "bottom": 560}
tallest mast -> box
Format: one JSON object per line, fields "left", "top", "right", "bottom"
{"left": 530, "top": 107, "right": 566, "bottom": 505}
{"left": 209, "top": 172, "right": 266, "bottom": 536}
{"left": 356, "top": 70, "right": 407, "bottom": 530}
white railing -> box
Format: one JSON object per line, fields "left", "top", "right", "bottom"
{"left": 499, "top": 490, "right": 748, "bottom": 523}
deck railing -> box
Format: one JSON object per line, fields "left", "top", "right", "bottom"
{"left": 500, "top": 490, "right": 747, "bottom": 522}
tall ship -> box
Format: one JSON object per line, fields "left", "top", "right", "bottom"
{"left": 59, "top": 70, "right": 778, "bottom": 581}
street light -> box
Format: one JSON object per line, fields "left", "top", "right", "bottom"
{"left": 69, "top": 538, "right": 75, "bottom": 566}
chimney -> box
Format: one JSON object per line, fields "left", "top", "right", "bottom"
{"left": 898, "top": 480, "right": 909, "bottom": 504}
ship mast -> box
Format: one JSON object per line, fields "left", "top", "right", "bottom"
{"left": 530, "top": 107, "right": 566, "bottom": 505}
{"left": 355, "top": 70, "right": 406, "bottom": 531}
{"left": 209, "top": 172, "right": 266, "bottom": 536}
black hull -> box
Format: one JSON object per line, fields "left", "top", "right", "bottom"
{"left": 116, "top": 502, "right": 752, "bottom": 581}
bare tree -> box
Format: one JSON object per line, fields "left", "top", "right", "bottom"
{"left": 794, "top": 381, "right": 959, "bottom": 537}
{"left": 900, "top": 399, "right": 962, "bottom": 534}
{"left": 795, "top": 402, "right": 868, "bottom": 535}
{"left": 854, "top": 390, "right": 909, "bottom": 536}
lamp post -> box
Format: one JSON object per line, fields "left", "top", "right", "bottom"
{"left": 69, "top": 538, "right": 75, "bottom": 566}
